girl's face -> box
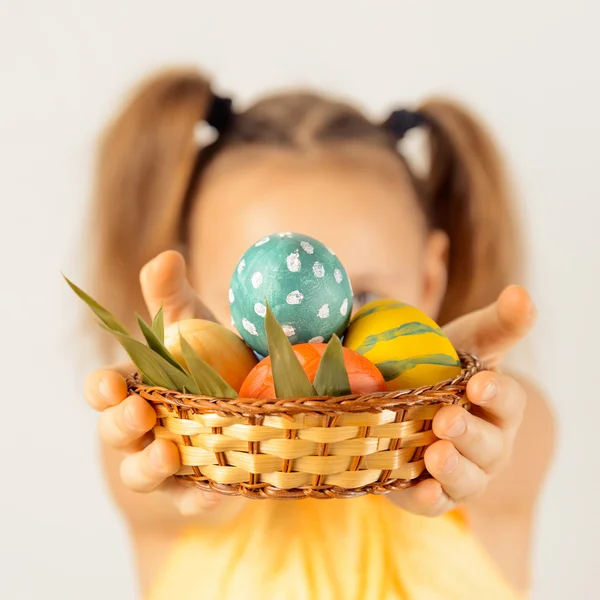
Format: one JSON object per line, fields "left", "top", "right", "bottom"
{"left": 187, "top": 146, "right": 449, "bottom": 327}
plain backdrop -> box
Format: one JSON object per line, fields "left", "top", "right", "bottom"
{"left": 1, "top": 2, "right": 598, "bottom": 599}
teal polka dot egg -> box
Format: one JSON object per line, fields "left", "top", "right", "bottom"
{"left": 229, "top": 232, "right": 353, "bottom": 357}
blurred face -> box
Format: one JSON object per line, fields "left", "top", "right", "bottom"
{"left": 187, "top": 145, "right": 449, "bottom": 327}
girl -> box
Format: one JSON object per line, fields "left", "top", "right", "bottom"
{"left": 83, "top": 67, "right": 554, "bottom": 599}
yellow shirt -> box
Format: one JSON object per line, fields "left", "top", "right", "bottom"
{"left": 150, "top": 494, "right": 520, "bottom": 600}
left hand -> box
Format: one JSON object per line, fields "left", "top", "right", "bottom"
{"left": 391, "top": 285, "right": 537, "bottom": 517}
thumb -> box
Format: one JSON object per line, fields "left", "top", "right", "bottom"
{"left": 443, "top": 285, "right": 537, "bottom": 366}
{"left": 140, "top": 250, "right": 216, "bottom": 326}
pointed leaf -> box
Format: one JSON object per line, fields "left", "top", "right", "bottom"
{"left": 179, "top": 333, "right": 237, "bottom": 398}
{"left": 151, "top": 307, "right": 165, "bottom": 344}
{"left": 63, "top": 275, "right": 129, "bottom": 335}
{"left": 313, "top": 335, "right": 352, "bottom": 397}
{"left": 137, "top": 314, "right": 185, "bottom": 373}
{"left": 65, "top": 275, "right": 199, "bottom": 393}
{"left": 99, "top": 324, "right": 200, "bottom": 394}
{"left": 264, "top": 303, "right": 315, "bottom": 399}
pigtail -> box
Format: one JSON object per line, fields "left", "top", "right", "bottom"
{"left": 418, "top": 98, "right": 521, "bottom": 324}
{"left": 88, "top": 67, "right": 213, "bottom": 334}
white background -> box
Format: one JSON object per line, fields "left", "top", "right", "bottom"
{"left": 0, "top": 2, "right": 598, "bottom": 598}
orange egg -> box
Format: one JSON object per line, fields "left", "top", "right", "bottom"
{"left": 239, "top": 343, "right": 386, "bottom": 399}
{"left": 164, "top": 319, "right": 258, "bottom": 393}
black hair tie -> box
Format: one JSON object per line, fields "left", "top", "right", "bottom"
{"left": 383, "top": 109, "right": 427, "bottom": 140}
{"left": 206, "top": 93, "right": 234, "bottom": 134}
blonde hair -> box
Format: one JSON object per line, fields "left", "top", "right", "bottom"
{"left": 89, "top": 66, "right": 520, "bottom": 346}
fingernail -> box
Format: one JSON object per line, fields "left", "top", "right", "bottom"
{"left": 149, "top": 444, "right": 164, "bottom": 472}
{"left": 99, "top": 378, "right": 113, "bottom": 402}
{"left": 124, "top": 404, "right": 140, "bottom": 430}
{"left": 178, "top": 489, "right": 218, "bottom": 516}
{"left": 141, "top": 258, "right": 156, "bottom": 276}
{"left": 480, "top": 379, "right": 498, "bottom": 404}
{"left": 202, "top": 491, "right": 221, "bottom": 505}
{"left": 528, "top": 303, "right": 538, "bottom": 325}
{"left": 430, "top": 486, "right": 445, "bottom": 507}
{"left": 445, "top": 416, "right": 466, "bottom": 438}
{"left": 178, "top": 490, "right": 202, "bottom": 516}
{"left": 442, "top": 451, "right": 459, "bottom": 473}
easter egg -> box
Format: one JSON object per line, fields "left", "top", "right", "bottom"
{"left": 239, "top": 343, "right": 386, "bottom": 399}
{"left": 343, "top": 299, "right": 462, "bottom": 390}
{"left": 164, "top": 319, "right": 258, "bottom": 392}
{"left": 229, "top": 233, "right": 353, "bottom": 357}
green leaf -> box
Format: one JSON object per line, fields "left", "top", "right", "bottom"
{"left": 63, "top": 275, "right": 129, "bottom": 335}
{"left": 151, "top": 307, "right": 165, "bottom": 344}
{"left": 179, "top": 333, "right": 238, "bottom": 398}
{"left": 137, "top": 314, "right": 185, "bottom": 373}
{"left": 64, "top": 274, "right": 200, "bottom": 393}
{"left": 313, "top": 335, "right": 352, "bottom": 397}
{"left": 100, "top": 324, "right": 200, "bottom": 393}
{"left": 264, "top": 303, "right": 315, "bottom": 399}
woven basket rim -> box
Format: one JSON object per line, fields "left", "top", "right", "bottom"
{"left": 127, "top": 350, "right": 482, "bottom": 417}
{"left": 174, "top": 472, "right": 434, "bottom": 500}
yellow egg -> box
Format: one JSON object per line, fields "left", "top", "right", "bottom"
{"left": 344, "top": 299, "right": 462, "bottom": 390}
{"left": 164, "top": 319, "right": 258, "bottom": 393}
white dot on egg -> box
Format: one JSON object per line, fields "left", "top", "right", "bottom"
{"left": 231, "top": 316, "right": 235, "bottom": 326}
{"left": 228, "top": 288, "right": 235, "bottom": 303}
{"left": 242, "top": 318, "right": 259, "bottom": 336}
{"left": 318, "top": 304, "right": 330, "bottom": 319}
{"left": 255, "top": 236, "right": 270, "bottom": 247}
{"left": 254, "top": 302, "right": 267, "bottom": 317}
{"left": 340, "top": 298, "right": 349, "bottom": 316}
{"left": 334, "top": 269, "right": 343, "bottom": 284}
{"left": 237, "top": 259, "right": 246, "bottom": 274}
{"left": 279, "top": 232, "right": 293, "bottom": 238}
{"left": 309, "top": 336, "right": 325, "bottom": 343}
{"left": 327, "top": 247, "right": 336, "bottom": 255}
{"left": 286, "top": 290, "right": 304, "bottom": 305}
{"left": 282, "top": 325, "right": 296, "bottom": 337}
{"left": 313, "top": 262, "right": 325, "bottom": 278}
{"left": 287, "top": 251, "right": 301, "bottom": 272}
{"left": 300, "top": 241, "right": 314, "bottom": 254}
{"left": 251, "top": 272, "right": 264, "bottom": 288}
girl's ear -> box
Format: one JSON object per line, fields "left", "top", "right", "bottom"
{"left": 420, "top": 229, "right": 449, "bottom": 319}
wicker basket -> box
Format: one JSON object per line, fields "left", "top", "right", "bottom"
{"left": 127, "top": 351, "right": 482, "bottom": 500}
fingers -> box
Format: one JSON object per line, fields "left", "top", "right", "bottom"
{"left": 425, "top": 440, "right": 488, "bottom": 502}
{"left": 443, "top": 285, "right": 536, "bottom": 366}
{"left": 120, "top": 438, "right": 181, "bottom": 492}
{"left": 391, "top": 478, "right": 454, "bottom": 517}
{"left": 396, "top": 371, "right": 528, "bottom": 513}
{"left": 98, "top": 394, "right": 157, "bottom": 449}
{"left": 140, "top": 250, "right": 216, "bottom": 326}
{"left": 84, "top": 366, "right": 131, "bottom": 411}
{"left": 164, "top": 481, "right": 224, "bottom": 516}
{"left": 120, "top": 443, "right": 223, "bottom": 511}
{"left": 433, "top": 404, "right": 505, "bottom": 473}
{"left": 467, "top": 371, "right": 526, "bottom": 429}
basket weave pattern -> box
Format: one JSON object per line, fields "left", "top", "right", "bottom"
{"left": 128, "top": 351, "right": 482, "bottom": 499}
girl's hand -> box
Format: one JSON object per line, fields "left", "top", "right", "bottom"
{"left": 391, "top": 285, "right": 537, "bottom": 517}
{"left": 84, "top": 251, "right": 222, "bottom": 516}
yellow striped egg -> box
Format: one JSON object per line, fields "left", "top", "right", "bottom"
{"left": 343, "top": 299, "right": 462, "bottom": 390}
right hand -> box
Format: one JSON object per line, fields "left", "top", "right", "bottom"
{"left": 84, "top": 250, "right": 223, "bottom": 516}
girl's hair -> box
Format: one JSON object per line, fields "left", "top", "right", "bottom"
{"left": 89, "top": 66, "right": 519, "bottom": 345}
